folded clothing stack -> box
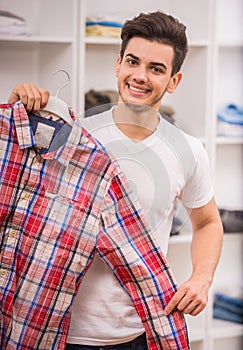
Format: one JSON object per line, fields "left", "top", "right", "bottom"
{"left": 213, "top": 291, "right": 243, "bottom": 324}
{"left": 219, "top": 209, "right": 243, "bottom": 233}
{"left": 86, "top": 15, "right": 125, "bottom": 38}
{"left": 217, "top": 104, "right": 243, "bottom": 137}
{"left": 0, "top": 10, "right": 31, "bottom": 36}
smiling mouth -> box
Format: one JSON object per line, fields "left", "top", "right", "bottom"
{"left": 128, "top": 84, "right": 150, "bottom": 94}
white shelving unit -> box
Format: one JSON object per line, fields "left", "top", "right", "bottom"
{"left": 0, "top": 0, "right": 79, "bottom": 110}
{"left": 0, "top": 1, "right": 242, "bottom": 349}
{"left": 209, "top": 3, "right": 243, "bottom": 346}
{"left": 212, "top": 0, "right": 243, "bottom": 210}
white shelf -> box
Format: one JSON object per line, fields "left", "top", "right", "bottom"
{"left": 84, "top": 36, "right": 209, "bottom": 47}
{"left": 85, "top": 36, "right": 121, "bottom": 45}
{"left": 211, "top": 319, "right": 243, "bottom": 339}
{"left": 0, "top": 35, "right": 73, "bottom": 44}
{"left": 216, "top": 136, "right": 243, "bottom": 145}
{"left": 188, "top": 329, "right": 205, "bottom": 342}
{"left": 218, "top": 40, "right": 243, "bottom": 48}
{"left": 169, "top": 233, "right": 192, "bottom": 244}
{"left": 187, "top": 41, "right": 209, "bottom": 47}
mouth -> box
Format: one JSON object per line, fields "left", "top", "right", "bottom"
{"left": 127, "top": 83, "right": 151, "bottom": 95}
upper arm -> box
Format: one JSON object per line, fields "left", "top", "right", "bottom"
{"left": 188, "top": 197, "right": 222, "bottom": 232}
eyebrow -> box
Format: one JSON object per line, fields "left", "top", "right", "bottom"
{"left": 125, "top": 53, "right": 168, "bottom": 71}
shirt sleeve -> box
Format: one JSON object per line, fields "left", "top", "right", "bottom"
{"left": 97, "top": 169, "right": 190, "bottom": 350}
{"left": 179, "top": 141, "right": 214, "bottom": 209}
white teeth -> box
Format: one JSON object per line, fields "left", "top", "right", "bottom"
{"left": 129, "top": 86, "right": 146, "bottom": 93}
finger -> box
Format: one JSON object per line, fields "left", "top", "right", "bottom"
{"left": 28, "top": 85, "right": 50, "bottom": 112}
{"left": 189, "top": 300, "right": 206, "bottom": 316}
{"left": 181, "top": 301, "right": 200, "bottom": 315}
{"left": 188, "top": 303, "right": 205, "bottom": 316}
{"left": 7, "top": 91, "right": 19, "bottom": 104}
{"left": 8, "top": 83, "right": 28, "bottom": 104}
{"left": 179, "top": 294, "right": 207, "bottom": 315}
{"left": 164, "top": 290, "right": 185, "bottom": 315}
{"left": 22, "top": 84, "right": 44, "bottom": 112}
{"left": 38, "top": 87, "right": 50, "bottom": 109}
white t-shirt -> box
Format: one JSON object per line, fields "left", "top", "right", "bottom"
{"left": 67, "top": 107, "right": 213, "bottom": 346}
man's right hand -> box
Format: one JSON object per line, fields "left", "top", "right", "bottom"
{"left": 8, "top": 84, "right": 50, "bottom": 113}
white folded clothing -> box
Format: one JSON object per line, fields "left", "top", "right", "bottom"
{"left": 0, "top": 10, "right": 25, "bottom": 26}
{"left": 0, "top": 25, "right": 31, "bottom": 36}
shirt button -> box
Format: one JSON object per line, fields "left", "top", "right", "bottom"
{"left": 22, "top": 193, "right": 30, "bottom": 200}
{"left": 1, "top": 269, "right": 7, "bottom": 276}
{"left": 34, "top": 156, "right": 44, "bottom": 163}
{"left": 10, "top": 230, "right": 17, "bottom": 237}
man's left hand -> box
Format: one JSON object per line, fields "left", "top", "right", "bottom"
{"left": 164, "top": 276, "right": 209, "bottom": 316}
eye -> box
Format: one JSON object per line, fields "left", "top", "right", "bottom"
{"left": 151, "top": 66, "right": 163, "bottom": 74}
{"left": 127, "top": 58, "right": 138, "bottom": 66}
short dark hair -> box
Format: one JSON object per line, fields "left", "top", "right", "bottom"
{"left": 120, "top": 11, "right": 188, "bottom": 76}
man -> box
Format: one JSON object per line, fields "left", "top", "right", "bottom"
{"left": 7, "top": 10, "right": 223, "bottom": 350}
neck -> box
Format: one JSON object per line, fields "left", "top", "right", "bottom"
{"left": 113, "top": 103, "right": 160, "bottom": 141}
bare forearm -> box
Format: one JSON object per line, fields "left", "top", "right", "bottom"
{"left": 164, "top": 198, "right": 223, "bottom": 316}
{"left": 190, "top": 219, "right": 223, "bottom": 287}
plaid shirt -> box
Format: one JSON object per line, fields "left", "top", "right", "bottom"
{"left": 0, "top": 102, "right": 190, "bottom": 350}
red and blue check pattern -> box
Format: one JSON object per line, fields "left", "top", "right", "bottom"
{"left": 0, "top": 102, "right": 190, "bottom": 349}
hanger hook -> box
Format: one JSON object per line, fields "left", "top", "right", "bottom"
{"left": 53, "top": 69, "right": 70, "bottom": 97}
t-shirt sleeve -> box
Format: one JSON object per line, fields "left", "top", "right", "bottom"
{"left": 179, "top": 141, "right": 214, "bottom": 209}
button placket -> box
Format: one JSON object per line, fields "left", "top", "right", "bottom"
{"left": 0, "top": 228, "right": 20, "bottom": 271}
{"left": 0, "top": 267, "right": 9, "bottom": 285}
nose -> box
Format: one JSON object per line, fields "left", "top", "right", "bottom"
{"left": 132, "top": 65, "right": 148, "bottom": 83}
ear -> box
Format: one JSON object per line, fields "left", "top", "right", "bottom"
{"left": 166, "top": 72, "right": 183, "bottom": 94}
{"left": 115, "top": 55, "right": 122, "bottom": 77}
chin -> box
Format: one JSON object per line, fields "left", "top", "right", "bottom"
{"left": 125, "top": 102, "right": 151, "bottom": 113}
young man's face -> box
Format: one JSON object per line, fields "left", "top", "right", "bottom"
{"left": 115, "top": 37, "right": 182, "bottom": 111}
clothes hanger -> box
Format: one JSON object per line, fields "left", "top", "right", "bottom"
{"left": 42, "top": 69, "right": 73, "bottom": 125}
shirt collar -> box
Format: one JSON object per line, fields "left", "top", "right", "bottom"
{"left": 13, "top": 101, "right": 82, "bottom": 166}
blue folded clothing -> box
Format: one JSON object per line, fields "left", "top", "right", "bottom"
{"left": 86, "top": 21, "right": 123, "bottom": 28}
{"left": 217, "top": 104, "right": 243, "bottom": 136}
{"left": 213, "top": 292, "right": 243, "bottom": 324}
{"left": 213, "top": 305, "right": 243, "bottom": 324}
{"left": 214, "top": 298, "right": 243, "bottom": 315}
{"left": 217, "top": 104, "right": 243, "bottom": 125}
{"left": 214, "top": 292, "right": 243, "bottom": 307}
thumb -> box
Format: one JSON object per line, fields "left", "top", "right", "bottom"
{"left": 8, "top": 89, "right": 21, "bottom": 104}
